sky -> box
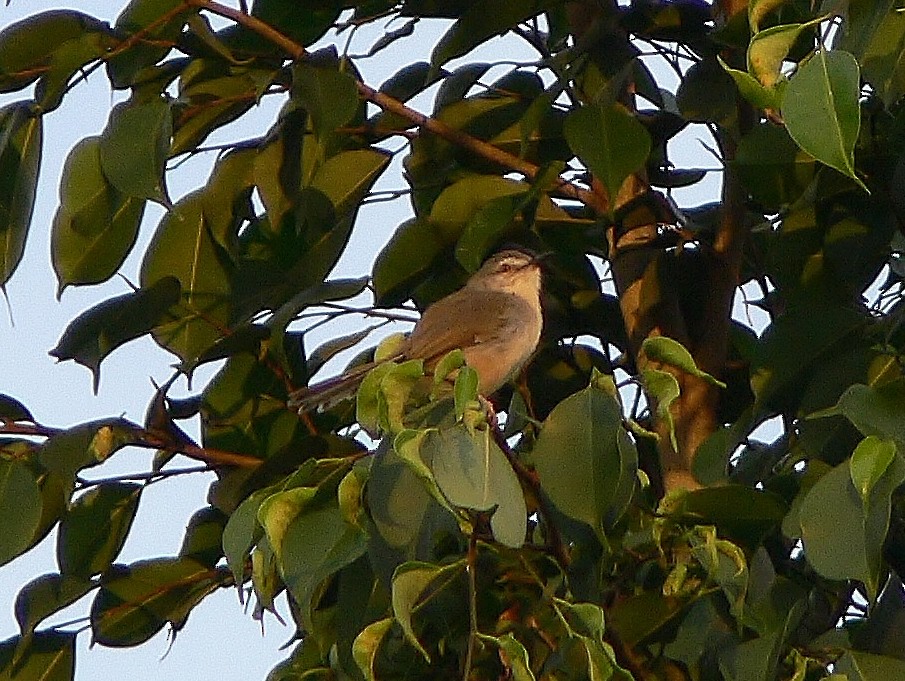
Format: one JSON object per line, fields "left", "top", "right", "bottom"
{"left": 0, "top": 3, "right": 740, "bottom": 680}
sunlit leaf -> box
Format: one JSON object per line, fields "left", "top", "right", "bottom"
{"left": 782, "top": 50, "right": 865, "bottom": 190}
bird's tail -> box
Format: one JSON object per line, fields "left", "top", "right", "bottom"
{"left": 288, "top": 359, "right": 383, "bottom": 413}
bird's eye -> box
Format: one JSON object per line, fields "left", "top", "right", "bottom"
{"left": 499, "top": 263, "right": 512, "bottom": 272}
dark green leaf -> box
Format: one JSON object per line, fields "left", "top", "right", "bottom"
{"left": 0, "top": 394, "right": 32, "bottom": 422}
{"left": 36, "top": 28, "right": 116, "bottom": 112}
{"left": 533, "top": 374, "right": 637, "bottom": 533}
{"left": 391, "top": 560, "right": 465, "bottom": 662}
{"left": 0, "top": 631, "right": 75, "bottom": 681}
{"left": 0, "top": 459, "right": 42, "bottom": 567}
{"left": 58, "top": 483, "right": 142, "bottom": 577}
{"left": 49, "top": 277, "right": 182, "bottom": 390}
{"left": 564, "top": 103, "right": 651, "bottom": 210}
{"left": 90, "top": 557, "right": 219, "bottom": 647}
{"left": 834, "top": 649, "right": 905, "bottom": 679}
{"left": 51, "top": 137, "right": 145, "bottom": 293}
{"left": 222, "top": 490, "right": 268, "bottom": 588}
{"left": 292, "top": 62, "right": 360, "bottom": 140}
{"left": 38, "top": 419, "right": 140, "bottom": 481}
{"left": 733, "top": 123, "right": 815, "bottom": 209}
{"left": 0, "top": 10, "right": 107, "bottom": 92}
{"left": 676, "top": 58, "right": 737, "bottom": 123}
{"left": 250, "top": 0, "right": 340, "bottom": 48}
{"left": 264, "top": 493, "right": 367, "bottom": 628}
{"left": 373, "top": 217, "right": 449, "bottom": 306}
{"left": 859, "top": 10, "right": 905, "bottom": 107}
{"left": 107, "top": 0, "right": 194, "bottom": 88}
{"left": 140, "top": 192, "right": 232, "bottom": 364}
{"left": 666, "top": 486, "right": 787, "bottom": 546}
{"left": 431, "top": 1, "right": 546, "bottom": 71}
{"left": 0, "top": 102, "right": 42, "bottom": 286}
{"left": 798, "top": 454, "right": 905, "bottom": 598}
{"left": 99, "top": 97, "right": 172, "bottom": 204}
{"left": 15, "top": 573, "right": 95, "bottom": 639}
{"left": 782, "top": 50, "right": 864, "bottom": 190}
{"left": 180, "top": 507, "right": 228, "bottom": 567}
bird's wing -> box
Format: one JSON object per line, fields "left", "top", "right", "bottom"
{"left": 406, "top": 289, "right": 520, "bottom": 363}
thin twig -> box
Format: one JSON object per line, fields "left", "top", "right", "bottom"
{"left": 188, "top": 0, "right": 603, "bottom": 211}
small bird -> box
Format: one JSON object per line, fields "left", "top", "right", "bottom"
{"left": 290, "top": 249, "right": 544, "bottom": 413}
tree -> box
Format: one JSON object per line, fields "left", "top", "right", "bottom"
{"left": 2, "top": 0, "right": 905, "bottom": 678}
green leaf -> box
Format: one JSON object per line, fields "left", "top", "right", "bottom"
{"left": 748, "top": 19, "right": 823, "bottom": 88}
{"left": 180, "top": 507, "right": 228, "bottom": 567}
{"left": 49, "top": 277, "right": 182, "bottom": 390}
{"left": 0, "top": 631, "right": 75, "bottom": 681}
{"left": 391, "top": 560, "right": 465, "bottom": 662}
{"left": 171, "top": 69, "right": 268, "bottom": 157}
{"left": 15, "top": 573, "right": 95, "bottom": 639}
{"left": 0, "top": 102, "right": 42, "bottom": 287}
{"left": 430, "top": 1, "right": 546, "bottom": 71}
{"left": 372, "top": 217, "right": 449, "bottom": 306}
{"left": 453, "top": 365, "right": 479, "bottom": 420}
{"left": 859, "top": 10, "right": 905, "bottom": 107}
{"left": 38, "top": 419, "right": 140, "bottom": 481}
{"left": 748, "top": 0, "right": 792, "bottom": 32}
{"left": 352, "top": 617, "right": 393, "bottom": 681}
{"left": 564, "top": 103, "right": 651, "bottom": 210}
{"left": 57, "top": 482, "right": 142, "bottom": 577}
{"left": 676, "top": 58, "right": 738, "bottom": 123}
{"left": 140, "top": 192, "right": 232, "bottom": 364}
{"left": 36, "top": 28, "right": 115, "bottom": 112}
{"left": 277, "top": 498, "right": 368, "bottom": 628}
{"left": 107, "top": 0, "right": 194, "bottom": 89}
{"left": 90, "top": 557, "right": 219, "bottom": 646}
{"left": 249, "top": 0, "right": 340, "bottom": 49}
{"left": 641, "top": 336, "right": 726, "bottom": 387}
{"left": 820, "top": 379, "right": 905, "bottom": 448}
{"left": 664, "top": 486, "right": 787, "bottom": 546}
{"left": 798, "top": 454, "right": 905, "bottom": 599}
{"left": 850, "top": 436, "right": 897, "bottom": 502}
{"left": 0, "top": 10, "right": 107, "bottom": 92}
{"left": 0, "top": 459, "right": 42, "bottom": 567}
{"left": 100, "top": 96, "right": 172, "bottom": 205}
{"left": 0, "top": 394, "right": 32, "bottom": 422}
{"left": 641, "top": 369, "right": 680, "bottom": 450}
{"left": 292, "top": 62, "right": 360, "bottom": 140}
{"left": 477, "top": 633, "right": 536, "bottom": 681}
{"left": 719, "top": 57, "right": 782, "bottom": 109}
{"left": 733, "top": 123, "right": 815, "bottom": 210}
{"left": 427, "top": 425, "right": 527, "bottom": 547}
{"left": 429, "top": 175, "right": 527, "bottom": 242}
{"left": 782, "top": 49, "right": 865, "bottom": 190}
{"left": 221, "top": 490, "right": 268, "bottom": 589}
{"left": 834, "top": 650, "right": 905, "bottom": 680}
{"left": 718, "top": 632, "right": 782, "bottom": 681}
{"left": 454, "top": 193, "right": 525, "bottom": 272}
{"left": 533, "top": 376, "right": 637, "bottom": 533}
{"left": 51, "top": 137, "right": 145, "bottom": 293}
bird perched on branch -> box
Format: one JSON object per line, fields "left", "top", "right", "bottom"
{"left": 289, "top": 249, "right": 545, "bottom": 413}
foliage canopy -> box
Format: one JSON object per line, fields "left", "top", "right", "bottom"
{"left": 2, "top": 0, "right": 905, "bottom": 679}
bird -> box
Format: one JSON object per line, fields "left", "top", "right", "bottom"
{"left": 289, "top": 249, "right": 545, "bottom": 413}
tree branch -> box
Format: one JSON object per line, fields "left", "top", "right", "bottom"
{"left": 187, "top": 0, "right": 601, "bottom": 209}
{"left": 0, "top": 420, "right": 263, "bottom": 469}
